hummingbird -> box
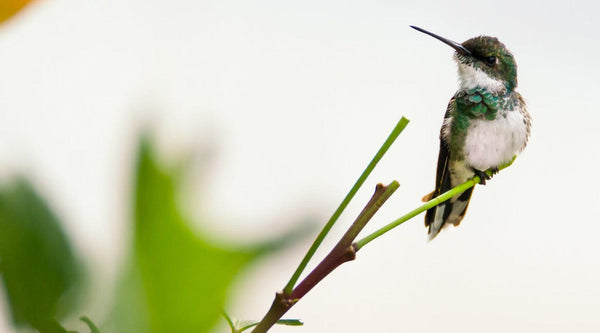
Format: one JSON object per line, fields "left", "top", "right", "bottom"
{"left": 411, "top": 26, "right": 531, "bottom": 240}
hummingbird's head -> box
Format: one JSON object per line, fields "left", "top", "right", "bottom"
{"left": 411, "top": 26, "right": 517, "bottom": 93}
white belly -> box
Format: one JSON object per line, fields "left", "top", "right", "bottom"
{"left": 464, "top": 110, "right": 528, "bottom": 170}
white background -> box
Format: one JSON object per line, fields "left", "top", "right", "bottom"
{"left": 0, "top": 0, "right": 598, "bottom": 332}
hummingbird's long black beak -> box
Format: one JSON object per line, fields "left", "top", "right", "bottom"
{"left": 410, "top": 26, "right": 472, "bottom": 56}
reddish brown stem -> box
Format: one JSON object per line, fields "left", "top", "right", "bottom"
{"left": 251, "top": 182, "right": 398, "bottom": 333}
{"left": 290, "top": 244, "right": 355, "bottom": 300}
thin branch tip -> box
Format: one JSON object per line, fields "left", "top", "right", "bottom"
{"left": 344, "top": 245, "right": 356, "bottom": 261}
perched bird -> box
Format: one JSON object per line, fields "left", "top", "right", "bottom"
{"left": 411, "top": 26, "right": 531, "bottom": 240}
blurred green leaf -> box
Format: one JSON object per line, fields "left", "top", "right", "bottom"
{"left": 113, "top": 136, "right": 309, "bottom": 333}
{"left": 0, "top": 179, "right": 80, "bottom": 329}
{"left": 32, "top": 318, "right": 70, "bottom": 333}
{"left": 237, "top": 319, "right": 303, "bottom": 332}
{"left": 275, "top": 319, "right": 303, "bottom": 326}
{"left": 223, "top": 312, "right": 303, "bottom": 333}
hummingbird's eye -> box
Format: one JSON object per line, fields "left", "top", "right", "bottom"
{"left": 485, "top": 56, "right": 497, "bottom": 65}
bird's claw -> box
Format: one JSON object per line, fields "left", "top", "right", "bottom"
{"left": 489, "top": 167, "right": 499, "bottom": 176}
{"left": 472, "top": 168, "right": 491, "bottom": 185}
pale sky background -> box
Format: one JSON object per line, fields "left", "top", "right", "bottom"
{"left": 0, "top": 0, "right": 599, "bottom": 332}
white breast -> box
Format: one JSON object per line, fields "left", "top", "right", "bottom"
{"left": 464, "top": 110, "right": 528, "bottom": 171}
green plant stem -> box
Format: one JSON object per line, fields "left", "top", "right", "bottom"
{"left": 282, "top": 117, "right": 409, "bottom": 294}
{"left": 354, "top": 157, "right": 516, "bottom": 250}
{"left": 355, "top": 176, "right": 477, "bottom": 249}
{"left": 223, "top": 312, "right": 236, "bottom": 332}
{"left": 79, "top": 316, "right": 100, "bottom": 333}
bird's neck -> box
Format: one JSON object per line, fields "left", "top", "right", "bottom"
{"left": 457, "top": 63, "right": 507, "bottom": 94}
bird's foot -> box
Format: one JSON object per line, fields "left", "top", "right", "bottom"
{"left": 489, "top": 167, "right": 499, "bottom": 177}
{"left": 472, "top": 168, "right": 491, "bottom": 185}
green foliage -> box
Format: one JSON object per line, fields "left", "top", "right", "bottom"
{"left": 237, "top": 319, "right": 303, "bottom": 332}
{"left": 0, "top": 179, "right": 81, "bottom": 329}
{"left": 0, "top": 135, "right": 306, "bottom": 333}
{"left": 223, "top": 312, "right": 303, "bottom": 333}
{"left": 113, "top": 136, "right": 307, "bottom": 333}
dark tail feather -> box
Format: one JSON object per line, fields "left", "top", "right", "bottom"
{"left": 425, "top": 138, "right": 475, "bottom": 240}
{"left": 425, "top": 140, "right": 451, "bottom": 235}
{"left": 426, "top": 187, "right": 474, "bottom": 240}
{"left": 454, "top": 187, "right": 474, "bottom": 225}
